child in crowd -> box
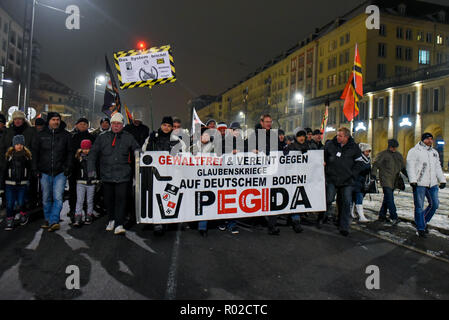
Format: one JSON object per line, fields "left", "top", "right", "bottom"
{"left": 4, "top": 135, "right": 32, "bottom": 231}
{"left": 73, "top": 139, "right": 97, "bottom": 227}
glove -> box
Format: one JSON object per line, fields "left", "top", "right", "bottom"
{"left": 32, "top": 170, "right": 40, "bottom": 179}
{"left": 410, "top": 183, "right": 417, "bottom": 190}
{"left": 283, "top": 148, "right": 290, "bottom": 156}
{"left": 440, "top": 183, "right": 446, "bottom": 190}
{"left": 64, "top": 168, "right": 72, "bottom": 177}
{"left": 302, "top": 149, "right": 308, "bottom": 154}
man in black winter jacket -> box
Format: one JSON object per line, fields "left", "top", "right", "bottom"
{"left": 142, "top": 116, "right": 186, "bottom": 236}
{"left": 33, "top": 112, "right": 73, "bottom": 232}
{"left": 124, "top": 111, "right": 150, "bottom": 147}
{"left": 318, "top": 127, "right": 362, "bottom": 236}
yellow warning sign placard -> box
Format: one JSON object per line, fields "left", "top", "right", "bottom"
{"left": 113, "top": 45, "right": 177, "bottom": 90}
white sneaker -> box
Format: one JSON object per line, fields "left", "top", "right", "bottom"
{"left": 114, "top": 225, "right": 126, "bottom": 235}
{"left": 106, "top": 220, "right": 115, "bottom": 231}
{"left": 356, "top": 205, "right": 369, "bottom": 223}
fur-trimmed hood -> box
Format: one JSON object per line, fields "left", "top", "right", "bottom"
{"left": 6, "top": 146, "right": 32, "bottom": 160}
{"left": 6, "top": 119, "right": 33, "bottom": 129}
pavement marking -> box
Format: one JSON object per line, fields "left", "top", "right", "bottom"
{"left": 165, "top": 226, "right": 181, "bottom": 300}
{"left": 351, "top": 225, "right": 449, "bottom": 265}
{"left": 25, "top": 229, "right": 44, "bottom": 251}
{"left": 125, "top": 230, "right": 157, "bottom": 254}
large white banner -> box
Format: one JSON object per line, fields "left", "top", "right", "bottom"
{"left": 136, "top": 151, "right": 326, "bottom": 224}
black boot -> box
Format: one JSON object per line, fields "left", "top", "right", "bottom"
{"left": 292, "top": 221, "right": 303, "bottom": 233}
{"left": 268, "top": 226, "right": 280, "bottom": 235}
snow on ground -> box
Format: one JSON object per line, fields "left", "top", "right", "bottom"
{"left": 363, "top": 185, "right": 449, "bottom": 231}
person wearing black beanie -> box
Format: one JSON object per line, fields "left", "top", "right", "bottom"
{"left": 142, "top": 115, "right": 186, "bottom": 236}
{"left": 406, "top": 131, "right": 446, "bottom": 238}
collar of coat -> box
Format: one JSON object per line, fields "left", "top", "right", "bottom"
{"left": 418, "top": 141, "right": 433, "bottom": 151}
{"left": 6, "top": 147, "right": 32, "bottom": 160}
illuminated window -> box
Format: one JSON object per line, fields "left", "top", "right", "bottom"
{"left": 437, "top": 34, "right": 443, "bottom": 45}
{"left": 418, "top": 49, "right": 430, "bottom": 65}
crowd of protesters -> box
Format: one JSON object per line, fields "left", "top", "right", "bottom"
{"left": 0, "top": 110, "right": 446, "bottom": 239}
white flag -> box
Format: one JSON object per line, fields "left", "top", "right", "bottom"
{"left": 191, "top": 108, "right": 205, "bottom": 135}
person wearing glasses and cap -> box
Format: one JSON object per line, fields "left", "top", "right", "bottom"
{"left": 407, "top": 132, "right": 447, "bottom": 238}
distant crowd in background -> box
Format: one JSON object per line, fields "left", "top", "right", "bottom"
{"left": 0, "top": 110, "right": 446, "bottom": 240}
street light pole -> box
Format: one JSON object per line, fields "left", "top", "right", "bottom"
{"left": 24, "top": 0, "right": 36, "bottom": 118}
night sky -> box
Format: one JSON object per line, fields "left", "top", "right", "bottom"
{"left": 1, "top": 0, "right": 447, "bottom": 127}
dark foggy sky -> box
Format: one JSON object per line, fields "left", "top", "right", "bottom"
{"left": 1, "top": 0, "right": 447, "bottom": 126}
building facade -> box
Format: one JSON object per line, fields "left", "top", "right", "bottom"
{"left": 194, "top": 0, "right": 449, "bottom": 169}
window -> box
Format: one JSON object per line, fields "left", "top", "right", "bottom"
{"left": 426, "top": 33, "right": 432, "bottom": 43}
{"left": 340, "top": 36, "right": 345, "bottom": 46}
{"left": 307, "top": 65, "right": 312, "bottom": 78}
{"left": 339, "top": 53, "right": 344, "bottom": 65}
{"left": 395, "top": 66, "right": 403, "bottom": 76}
{"left": 319, "top": 79, "right": 323, "bottom": 91}
{"left": 345, "top": 49, "right": 350, "bottom": 64}
{"left": 378, "top": 43, "right": 386, "bottom": 57}
{"left": 396, "top": 27, "right": 403, "bottom": 39}
{"left": 379, "top": 24, "right": 386, "bottom": 36}
{"left": 396, "top": 46, "right": 403, "bottom": 60}
{"left": 437, "top": 34, "right": 443, "bottom": 45}
{"left": 406, "top": 29, "right": 413, "bottom": 40}
{"left": 417, "top": 31, "right": 424, "bottom": 42}
{"left": 9, "top": 30, "right": 16, "bottom": 45}
{"left": 405, "top": 47, "right": 413, "bottom": 61}
{"left": 406, "top": 94, "right": 412, "bottom": 114}
{"left": 319, "top": 62, "right": 323, "bottom": 73}
{"left": 8, "top": 50, "right": 14, "bottom": 62}
{"left": 433, "top": 88, "right": 439, "bottom": 112}
{"left": 332, "top": 74, "right": 337, "bottom": 87}
{"left": 437, "top": 52, "right": 444, "bottom": 65}
{"left": 378, "top": 98, "right": 385, "bottom": 117}
{"left": 419, "top": 49, "right": 430, "bottom": 65}
{"left": 377, "top": 64, "right": 386, "bottom": 79}
{"left": 4, "top": 23, "right": 7, "bottom": 34}
{"left": 346, "top": 33, "right": 350, "bottom": 43}
{"left": 2, "top": 39, "right": 6, "bottom": 51}
{"left": 423, "top": 89, "right": 429, "bottom": 113}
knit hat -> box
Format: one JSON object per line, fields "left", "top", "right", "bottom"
{"left": 305, "top": 128, "right": 313, "bottom": 134}
{"left": 206, "top": 119, "right": 216, "bottom": 127}
{"left": 12, "top": 135, "right": 25, "bottom": 146}
{"left": 230, "top": 122, "right": 241, "bottom": 130}
{"left": 80, "top": 139, "right": 92, "bottom": 150}
{"left": 132, "top": 111, "right": 143, "bottom": 121}
{"left": 76, "top": 117, "right": 89, "bottom": 125}
{"left": 296, "top": 130, "right": 307, "bottom": 138}
{"left": 217, "top": 122, "right": 227, "bottom": 129}
{"left": 0, "top": 113, "right": 6, "bottom": 124}
{"left": 35, "top": 118, "right": 45, "bottom": 126}
{"left": 111, "top": 113, "right": 124, "bottom": 124}
{"left": 421, "top": 132, "right": 434, "bottom": 142}
{"left": 100, "top": 117, "right": 110, "bottom": 125}
{"left": 278, "top": 129, "right": 285, "bottom": 136}
{"left": 388, "top": 139, "right": 399, "bottom": 148}
{"left": 47, "top": 112, "right": 61, "bottom": 121}
{"left": 359, "top": 143, "right": 372, "bottom": 152}
{"left": 161, "top": 116, "right": 174, "bottom": 126}
{"left": 313, "top": 129, "right": 322, "bottom": 135}
{"left": 12, "top": 110, "right": 26, "bottom": 120}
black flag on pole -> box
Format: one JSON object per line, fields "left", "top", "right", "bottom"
{"left": 102, "top": 56, "right": 122, "bottom": 118}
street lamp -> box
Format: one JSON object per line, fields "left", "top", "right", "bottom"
{"left": 92, "top": 75, "right": 105, "bottom": 117}
{"left": 0, "top": 78, "right": 15, "bottom": 113}
{"left": 295, "top": 92, "right": 305, "bottom": 127}
{"left": 239, "top": 111, "right": 246, "bottom": 129}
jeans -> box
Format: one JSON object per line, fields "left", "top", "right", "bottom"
{"left": 76, "top": 183, "right": 95, "bottom": 216}
{"left": 379, "top": 187, "right": 397, "bottom": 220}
{"left": 41, "top": 173, "right": 67, "bottom": 225}
{"left": 353, "top": 192, "right": 364, "bottom": 205}
{"left": 198, "top": 221, "right": 208, "bottom": 231}
{"left": 413, "top": 186, "right": 439, "bottom": 231}
{"left": 325, "top": 183, "right": 353, "bottom": 232}
{"left": 5, "top": 185, "right": 27, "bottom": 218}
